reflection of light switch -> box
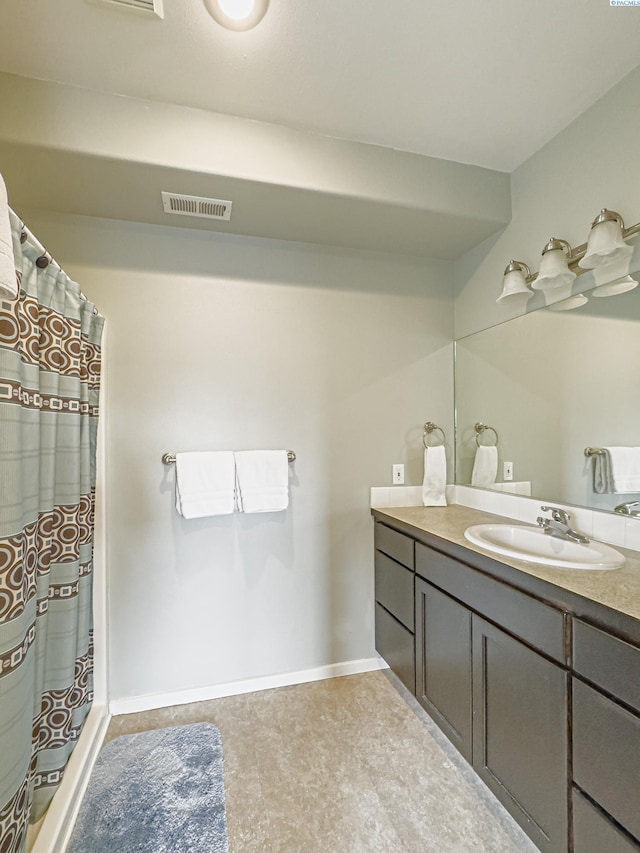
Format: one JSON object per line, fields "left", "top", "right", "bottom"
{"left": 503, "top": 461, "right": 513, "bottom": 481}
{"left": 393, "top": 464, "right": 404, "bottom": 485}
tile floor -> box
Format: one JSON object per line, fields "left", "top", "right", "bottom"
{"left": 106, "top": 670, "right": 538, "bottom": 852}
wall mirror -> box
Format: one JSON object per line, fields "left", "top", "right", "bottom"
{"left": 455, "top": 257, "right": 640, "bottom": 514}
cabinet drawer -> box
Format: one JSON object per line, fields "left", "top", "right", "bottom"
{"left": 573, "top": 789, "right": 640, "bottom": 853}
{"left": 573, "top": 678, "right": 640, "bottom": 842}
{"left": 416, "top": 543, "right": 566, "bottom": 663}
{"left": 573, "top": 619, "right": 640, "bottom": 713}
{"left": 375, "top": 603, "right": 415, "bottom": 694}
{"left": 374, "top": 523, "right": 414, "bottom": 570}
{"left": 375, "top": 551, "right": 414, "bottom": 631}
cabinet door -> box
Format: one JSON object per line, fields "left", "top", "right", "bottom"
{"left": 415, "top": 578, "right": 472, "bottom": 761}
{"left": 472, "top": 615, "right": 568, "bottom": 853}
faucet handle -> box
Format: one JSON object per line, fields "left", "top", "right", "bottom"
{"left": 614, "top": 501, "right": 640, "bottom": 517}
{"left": 540, "top": 505, "right": 570, "bottom": 525}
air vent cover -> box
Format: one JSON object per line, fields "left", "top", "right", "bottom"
{"left": 92, "top": 0, "right": 164, "bottom": 17}
{"left": 161, "top": 192, "right": 233, "bottom": 221}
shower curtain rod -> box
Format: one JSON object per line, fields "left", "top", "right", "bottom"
{"left": 14, "top": 211, "right": 60, "bottom": 271}
{"left": 12, "top": 208, "right": 100, "bottom": 313}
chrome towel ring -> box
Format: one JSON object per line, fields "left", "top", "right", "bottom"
{"left": 475, "top": 422, "right": 499, "bottom": 447}
{"left": 423, "top": 422, "right": 446, "bottom": 449}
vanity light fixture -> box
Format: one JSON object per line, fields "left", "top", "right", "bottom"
{"left": 531, "top": 238, "right": 576, "bottom": 292}
{"left": 579, "top": 209, "right": 633, "bottom": 269}
{"left": 497, "top": 260, "right": 533, "bottom": 302}
{"left": 498, "top": 208, "right": 640, "bottom": 303}
{"left": 204, "top": 0, "right": 269, "bottom": 30}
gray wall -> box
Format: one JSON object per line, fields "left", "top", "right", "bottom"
{"left": 25, "top": 211, "right": 454, "bottom": 703}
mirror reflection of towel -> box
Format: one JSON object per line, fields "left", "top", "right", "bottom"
{"left": 594, "top": 447, "right": 640, "bottom": 494}
{"left": 422, "top": 446, "right": 447, "bottom": 507}
{"left": 471, "top": 446, "right": 498, "bottom": 487}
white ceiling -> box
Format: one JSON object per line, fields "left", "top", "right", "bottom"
{"left": 0, "top": 0, "right": 638, "bottom": 173}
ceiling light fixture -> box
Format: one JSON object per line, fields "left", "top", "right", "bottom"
{"left": 204, "top": 0, "right": 269, "bottom": 30}
{"left": 497, "top": 208, "right": 640, "bottom": 303}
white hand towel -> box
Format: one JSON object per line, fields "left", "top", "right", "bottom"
{"left": 175, "top": 451, "right": 236, "bottom": 518}
{"left": 471, "top": 445, "right": 498, "bottom": 487}
{"left": 235, "top": 450, "right": 289, "bottom": 513}
{"left": 594, "top": 447, "right": 640, "bottom": 494}
{"left": 422, "top": 446, "right": 447, "bottom": 507}
{"left": 0, "top": 174, "right": 17, "bottom": 299}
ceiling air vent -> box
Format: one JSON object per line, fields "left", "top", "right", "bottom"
{"left": 161, "top": 192, "right": 233, "bottom": 221}
{"left": 91, "top": 0, "right": 164, "bottom": 18}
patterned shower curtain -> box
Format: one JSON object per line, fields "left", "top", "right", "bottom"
{"left": 0, "top": 213, "right": 104, "bottom": 853}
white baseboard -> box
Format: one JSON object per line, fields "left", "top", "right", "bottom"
{"left": 30, "top": 706, "right": 111, "bottom": 853}
{"left": 110, "top": 656, "right": 389, "bottom": 717}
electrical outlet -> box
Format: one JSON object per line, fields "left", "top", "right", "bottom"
{"left": 503, "top": 461, "right": 513, "bottom": 481}
{"left": 393, "top": 464, "right": 405, "bottom": 485}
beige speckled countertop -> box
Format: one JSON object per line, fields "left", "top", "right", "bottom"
{"left": 373, "top": 504, "right": 640, "bottom": 626}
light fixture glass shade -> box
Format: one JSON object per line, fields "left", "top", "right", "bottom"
{"left": 548, "top": 294, "right": 588, "bottom": 312}
{"left": 531, "top": 241, "right": 576, "bottom": 291}
{"left": 591, "top": 275, "right": 638, "bottom": 298}
{"left": 579, "top": 210, "right": 632, "bottom": 269}
{"left": 204, "top": 0, "right": 269, "bottom": 30}
{"left": 497, "top": 261, "right": 532, "bottom": 302}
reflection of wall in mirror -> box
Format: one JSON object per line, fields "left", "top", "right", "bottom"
{"left": 455, "top": 287, "right": 640, "bottom": 512}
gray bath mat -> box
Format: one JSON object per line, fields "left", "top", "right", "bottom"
{"left": 67, "top": 722, "right": 229, "bottom": 853}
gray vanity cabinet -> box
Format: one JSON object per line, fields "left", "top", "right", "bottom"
{"left": 373, "top": 513, "right": 640, "bottom": 853}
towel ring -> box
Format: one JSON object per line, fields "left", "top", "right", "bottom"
{"left": 423, "top": 421, "right": 446, "bottom": 449}
{"left": 475, "top": 422, "right": 498, "bottom": 448}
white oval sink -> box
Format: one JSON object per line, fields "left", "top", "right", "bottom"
{"left": 464, "top": 524, "right": 625, "bottom": 571}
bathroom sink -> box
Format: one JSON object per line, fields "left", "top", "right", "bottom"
{"left": 464, "top": 524, "right": 625, "bottom": 570}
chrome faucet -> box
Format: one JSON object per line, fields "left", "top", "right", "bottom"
{"left": 614, "top": 501, "right": 640, "bottom": 518}
{"left": 536, "top": 505, "right": 590, "bottom": 544}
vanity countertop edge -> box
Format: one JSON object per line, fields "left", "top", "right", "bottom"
{"left": 372, "top": 504, "right": 640, "bottom": 645}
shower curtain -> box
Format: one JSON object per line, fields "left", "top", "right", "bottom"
{"left": 0, "top": 213, "right": 104, "bottom": 853}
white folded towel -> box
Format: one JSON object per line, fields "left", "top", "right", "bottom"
{"left": 471, "top": 445, "right": 498, "bottom": 487}
{"left": 235, "top": 450, "right": 289, "bottom": 513}
{"left": 593, "top": 447, "right": 640, "bottom": 494}
{"left": 0, "top": 174, "right": 17, "bottom": 299}
{"left": 422, "top": 446, "right": 447, "bottom": 507}
{"left": 175, "top": 451, "right": 236, "bottom": 518}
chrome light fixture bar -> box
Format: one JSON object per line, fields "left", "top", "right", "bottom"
{"left": 498, "top": 208, "right": 640, "bottom": 302}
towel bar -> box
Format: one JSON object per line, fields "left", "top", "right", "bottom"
{"left": 584, "top": 447, "right": 606, "bottom": 457}
{"left": 162, "top": 450, "right": 296, "bottom": 465}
